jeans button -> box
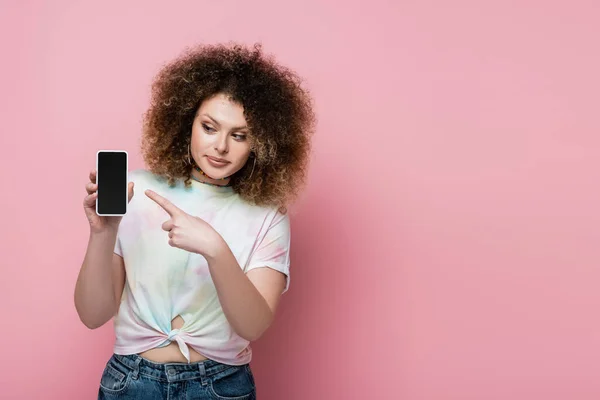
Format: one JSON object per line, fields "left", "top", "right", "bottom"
{"left": 168, "top": 368, "right": 176, "bottom": 375}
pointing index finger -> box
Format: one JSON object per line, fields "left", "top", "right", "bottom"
{"left": 145, "top": 189, "right": 180, "bottom": 216}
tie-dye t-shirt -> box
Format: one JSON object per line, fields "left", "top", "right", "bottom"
{"left": 112, "top": 169, "right": 291, "bottom": 365}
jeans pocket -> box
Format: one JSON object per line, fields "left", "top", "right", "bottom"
{"left": 99, "top": 357, "right": 131, "bottom": 394}
{"left": 208, "top": 365, "right": 255, "bottom": 400}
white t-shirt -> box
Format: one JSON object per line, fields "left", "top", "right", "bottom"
{"left": 112, "top": 169, "right": 291, "bottom": 365}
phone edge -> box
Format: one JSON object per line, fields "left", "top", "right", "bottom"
{"left": 95, "top": 150, "right": 129, "bottom": 217}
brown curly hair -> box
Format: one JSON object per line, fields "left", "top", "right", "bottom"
{"left": 140, "top": 42, "right": 316, "bottom": 214}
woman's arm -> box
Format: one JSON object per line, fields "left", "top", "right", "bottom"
{"left": 74, "top": 228, "right": 126, "bottom": 329}
{"left": 143, "top": 189, "right": 287, "bottom": 341}
{"left": 205, "top": 237, "right": 287, "bottom": 342}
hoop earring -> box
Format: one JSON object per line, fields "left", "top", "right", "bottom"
{"left": 248, "top": 157, "right": 256, "bottom": 180}
{"left": 186, "top": 143, "right": 192, "bottom": 166}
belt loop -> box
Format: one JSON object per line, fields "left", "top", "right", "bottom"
{"left": 198, "top": 361, "right": 207, "bottom": 386}
{"left": 131, "top": 356, "right": 142, "bottom": 380}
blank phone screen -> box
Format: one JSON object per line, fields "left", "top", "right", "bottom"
{"left": 97, "top": 151, "right": 127, "bottom": 215}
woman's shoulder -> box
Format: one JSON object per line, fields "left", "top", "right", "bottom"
{"left": 127, "top": 168, "right": 169, "bottom": 187}
{"left": 128, "top": 168, "right": 153, "bottom": 181}
{"left": 236, "top": 200, "right": 290, "bottom": 228}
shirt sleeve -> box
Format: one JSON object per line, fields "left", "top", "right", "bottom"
{"left": 112, "top": 168, "right": 142, "bottom": 258}
{"left": 245, "top": 211, "right": 292, "bottom": 294}
{"left": 114, "top": 230, "right": 123, "bottom": 257}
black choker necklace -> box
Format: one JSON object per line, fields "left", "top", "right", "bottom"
{"left": 192, "top": 165, "right": 232, "bottom": 187}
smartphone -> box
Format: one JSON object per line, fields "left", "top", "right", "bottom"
{"left": 96, "top": 150, "right": 128, "bottom": 216}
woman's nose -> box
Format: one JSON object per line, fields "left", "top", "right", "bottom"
{"left": 214, "top": 133, "right": 228, "bottom": 153}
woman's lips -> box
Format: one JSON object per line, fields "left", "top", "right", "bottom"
{"left": 206, "top": 156, "right": 230, "bottom": 167}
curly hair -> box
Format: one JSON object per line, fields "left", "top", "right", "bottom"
{"left": 140, "top": 42, "right": 316, "bottom": 214}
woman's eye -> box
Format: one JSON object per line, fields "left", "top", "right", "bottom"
{"left": 202, "top": 123, "right": 215, "bottom": 132}
{"left": 233, "top": 134, "right": 247, "bottom": 141}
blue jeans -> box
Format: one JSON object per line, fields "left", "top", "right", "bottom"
{"left": 98, "top": 354, "right": 256, "bottom": 399}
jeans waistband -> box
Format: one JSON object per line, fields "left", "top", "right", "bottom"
{"left": 113, "top": 353, "right": 245, "bottom": 382}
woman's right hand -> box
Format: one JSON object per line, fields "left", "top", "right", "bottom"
{"left": 83, "top": 169, "right": 134, "bottom": 233}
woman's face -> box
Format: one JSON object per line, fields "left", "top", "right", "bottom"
{"left": 190, "top": 93, "right": 252, "bottom": 184}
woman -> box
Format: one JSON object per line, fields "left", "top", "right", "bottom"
{"left": 74, "top": 42, "right": 315, "bottom": 399}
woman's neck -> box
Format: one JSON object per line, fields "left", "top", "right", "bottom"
{"left": 191, "top": 169, "right": 231, "bottom": 187}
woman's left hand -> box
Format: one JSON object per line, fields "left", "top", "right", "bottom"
{"left": 145, "top": 189, "right": 224, "bottom": 258}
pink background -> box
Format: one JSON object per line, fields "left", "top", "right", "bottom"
{"left": 1, "top": 1, "right": 599, "bottom": 399}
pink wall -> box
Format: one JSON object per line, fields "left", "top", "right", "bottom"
{"left": 1, "top": 1, "right": 599, "bottom": 399}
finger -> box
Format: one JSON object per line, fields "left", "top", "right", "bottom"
{"left": 86, "top": 182, "right": 98, "bottom": 195}
{"left": 145, "top": 189, "right": 181, "bottom": 216}
{"left": 162, "top": 220, "right": 174, "bottom": 232}
{"left": 89, "top": 169, "right": 97, "bottom": 184}
{"left": 83, "top": 192, "right": 98, "bottom": 207}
